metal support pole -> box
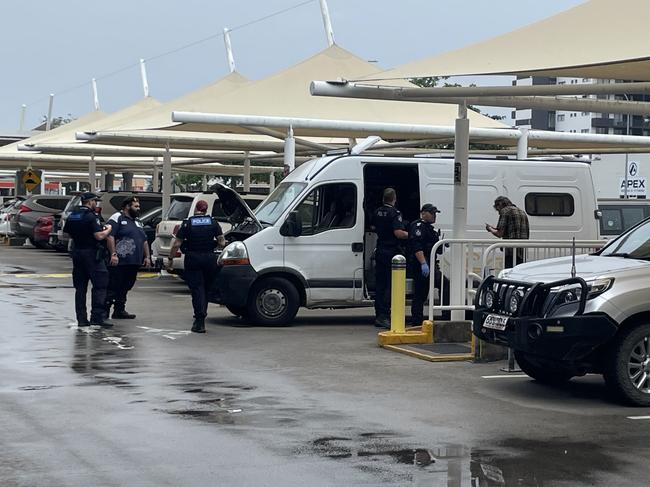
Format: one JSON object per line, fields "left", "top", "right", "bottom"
{"left": 122, "top": 171, "right": 133, "bottom": 191}
{"left": 162, "top": 145, "right": 172, "bottom": 216}
{"left": 104, "top": 172, "right": 114, "bottom": 191}
{"left": 284, "top": 126, "right": 296, "bottom": 174}
{"left": 517, "top": 128, "right": 529, "bottom": 159}
{"left": 243, "top": 153, "right": 251, "bottom": 192}
{"left": 45, "top": 94, "right": 54, "bottom": 131}
{"left": 223, "top": 28, "right": 236, "bottom": 73}
{"left": 390, "top": 255, "right": 406, "bottom": 333}
{"left": 88, "top": 154, "right": 96, "bottom": 191}
{"left": 201, "top": 174, "right": 208, "bottom": 191}
{"left": 269, "top": 172, "right": 276, "bottom": 191}
{"left": 319, "top": 0, "right": 335, "bottom": 47}
{"left": 450, "top": 103, "right": 469, "bottom": 322}
{"left": 19, "top": 104, "right": 26, "bottom": 132}
{"left": 152, "top": 157, "right": 160, "bottom": 192}
{"left": 140, "top": 59, "right": 150, "bottom": 97}
{"left": 625, "top": 98, "right": 630, "bottom": 198}
{"left": 92, "top": 78, "right": 100, "bottom": 111}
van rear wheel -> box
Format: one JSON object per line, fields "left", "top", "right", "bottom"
{"left": 247, "top": 277, "right": 299, "bottom": 326}
{"left": 604, "top": 323, "right": 650, "bottom": 406}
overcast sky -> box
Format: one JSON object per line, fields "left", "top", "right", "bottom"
{"left": 0, "top": 0, "right": 585, "bottom": 132}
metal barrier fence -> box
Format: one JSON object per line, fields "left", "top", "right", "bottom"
{"left": 427, "top": 238, "right": 606, "bottom": 321}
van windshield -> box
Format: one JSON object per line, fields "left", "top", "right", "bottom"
{"left": 254, "top": 182, "right": 307, "bottom": 225}
{"left": 166, "top": 196, "right": 193, "bottom": 220}
{"left": 600, "top": 217, "right": 650, "bottom": 259}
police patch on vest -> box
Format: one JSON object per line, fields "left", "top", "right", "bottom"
{"left": 191, "top": 216, "right": 212, "bottom": 226}
{"left": 68, "top": 213, "right": 82, "bottom": 221}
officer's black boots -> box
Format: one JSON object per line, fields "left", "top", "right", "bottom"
{"left": 90, "top": 318, "right": 114, "bottom": 328}
{"left": 113, "top": 309, "right": 136, "bottom": 319}
{"left": 77, "top": 318, "right": 90, "bottom": 327}
{"left": 374, "top": 315, "right": 390, "bottom": 329}
{"left": 191, "top": 317, "right": 206, "bottom": 333}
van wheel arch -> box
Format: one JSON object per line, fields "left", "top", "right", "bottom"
{"left": 253, "top": 270, "right": 307, "bottom": 307}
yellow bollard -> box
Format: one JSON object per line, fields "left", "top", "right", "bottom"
{"left": 390, "top": 254, "right": 406, "bottom": 333}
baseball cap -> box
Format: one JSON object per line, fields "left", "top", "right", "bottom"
{"left": 80, "top": 192, "right": 100, "bottom": 202}
{"left": 421, "top": 203, "right": 440, "bottom": 214}
{"left": 195, "top": 200, "right": 209, "bottom": 212}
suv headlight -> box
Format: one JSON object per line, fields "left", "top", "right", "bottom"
{"left": 586, "top": 277, "right": 614, "bottom": 299}
{"left": 217, "top": 241, "right": 249, "bottom": 266}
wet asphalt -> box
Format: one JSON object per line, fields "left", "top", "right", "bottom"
{"left": 1, "top": 246, "right": 649, "bottom": 486}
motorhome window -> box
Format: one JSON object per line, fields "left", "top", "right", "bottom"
{"left": 254, "top": 182, "right": 307, "bottom": 225}
{"left": 525, "top": 193, "right": 574, "bottom": 216}
{"left": 295, "top": 183, "right": 357, "bottom": 236}
{"left": 166, "top": 196, "right": 193, "bottom": 220}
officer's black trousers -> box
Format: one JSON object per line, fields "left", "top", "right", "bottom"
{"left": 374, "top": 248, "right": 397, "bottom": 319}
{"left": 411, "top": 265, "right": 450, "bottom": 323}
{"left": 72, "top": 248, "right": 109, "bottom": 323}
{"left": 106, "top": 265, "right": 139, "bottom": 312}
{"left": 183, "top": 252, "right": 218, "bottom": 319}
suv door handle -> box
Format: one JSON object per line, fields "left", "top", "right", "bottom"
{"left": 351, "top": 242, "right": 364, "bottom": 252}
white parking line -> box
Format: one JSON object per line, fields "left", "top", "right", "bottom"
{"left": 627, "top": 415, "right": 650, "bottom": 420}
{"left": 482, "top": 374, "right": 529, "bottom": 379}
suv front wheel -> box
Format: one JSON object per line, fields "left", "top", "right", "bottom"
{"left": 514, "top": 351, "right": 574, "bottom": 385}
{"left": 247, "top": 277, "right": 299, "bottom": 326}
{"left": 605, "top": 323, "right": 650, "bottom": 406}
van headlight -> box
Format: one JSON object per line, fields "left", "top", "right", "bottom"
{"left": 217, "top": 241, "right": 249, "bottom": 266}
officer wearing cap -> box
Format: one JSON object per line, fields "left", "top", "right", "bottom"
{"left": 168, "top": 200, "right": 226, "bottom": 333}
{"left": 407, "top": 203, "right": 450, "bottom": 324}
{"left": 371, "top": 188, "right": 409, "bottom": 328}
{"left": 63, "top": 192, "right": 113, "bottom": 327}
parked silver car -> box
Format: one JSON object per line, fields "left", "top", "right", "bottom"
{"left": 474, "top": 216, "right": 650, "bottom": 405}
{"left": 14, "top": 195, "right": 72, "bottom": 244}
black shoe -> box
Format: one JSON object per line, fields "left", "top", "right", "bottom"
{"left": 112, "top": 310, "right": 136, "bottom": 319}
{"left": 191, "top": 318, "right": 206, "bottom": 334}
{"left": 90, "top": 319, "right": 114, "bottom": 328}
{"left": 77, "top": 319, "right": 90, "bottom": 327}
{"left": 374, "top": 317, "right": 390, "bottom": 329}
{"left": 407, "top": 317, "right": 424, "bottom": 327}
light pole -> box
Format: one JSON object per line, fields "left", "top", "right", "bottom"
{"left": 623, "top": 94, "right": 631, "bottom": 198}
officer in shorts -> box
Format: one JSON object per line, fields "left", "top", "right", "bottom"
{"left": 168, "top": 200, "right": 225, "bottom": 333}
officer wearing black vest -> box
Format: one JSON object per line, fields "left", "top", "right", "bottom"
{"left": 407, "top": 203, "right": 450, "bottom": 324}
{"left": 168, "top": 200, "right": 225, "bottom": 333}
{"left": 371, "top": 188, "right": 408, "bottom": 328}
{"left": 63, "top": 192, "right": 113, "bottom": 327}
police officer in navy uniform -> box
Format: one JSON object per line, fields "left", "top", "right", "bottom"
{"left": 168, "top": 200, "right": 225, "bottom": 333}
{"left": 371, "top": 188, "right": 408, "bottom": 328}
{"left": 63, "top": 192, "right": 113, "bottom": 327}
{"left": 407, "top": 204, "right": 450, "bottom": 324}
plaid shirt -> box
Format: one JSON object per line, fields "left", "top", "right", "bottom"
{"left": 497, "top": 204, "right": 530, "bottom": 240}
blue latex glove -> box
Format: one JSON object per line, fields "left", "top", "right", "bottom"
{"left": 421, "top": 262, "right": 430, "bottom": 278}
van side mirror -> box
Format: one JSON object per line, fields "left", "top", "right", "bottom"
{"left": 280, "top": 211, "right": 302, "bottom": 237}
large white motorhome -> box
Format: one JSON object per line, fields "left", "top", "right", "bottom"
{"left": 216, "top": 154, "right": 600, "bottom": 325}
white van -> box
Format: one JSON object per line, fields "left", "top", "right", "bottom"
{"left": 155, "top": 189, "right": 266, "bottom": 273}
{"left": 216, "top": 154, "right": 600, "bottom": 325}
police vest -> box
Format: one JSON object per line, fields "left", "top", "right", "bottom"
{"left": 180, "top": 216, "right": 220, "bottom": 253}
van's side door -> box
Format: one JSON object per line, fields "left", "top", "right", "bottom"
{"left": 283, "top": 182, "right": 364, "bottom": 305}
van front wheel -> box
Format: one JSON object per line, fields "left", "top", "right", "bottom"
{"left": 247, "top": 277, "right": 299, "bottom": 326}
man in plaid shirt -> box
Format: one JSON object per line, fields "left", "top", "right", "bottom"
{"left": 486, "top": 196, "right": 530, "bottom": 268}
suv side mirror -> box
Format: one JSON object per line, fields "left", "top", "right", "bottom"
{"left": 280, "top": 211, "right": 302, "bottom": 237}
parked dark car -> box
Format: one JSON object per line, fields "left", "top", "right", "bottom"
{"left": 14, "top": 195, "right": 72, "bottom": 242}
{"left": 139, "top": 206, "right": 162, "bottom": 247}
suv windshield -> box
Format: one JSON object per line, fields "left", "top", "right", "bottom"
{"left": 601, "top": 218, "right": 650, "bottom": 259}
{"left": 166, "top": 196, "right": 193, "bottom": 220}
{"left": 254, "top": 182, "right": 306, "bottom": 225}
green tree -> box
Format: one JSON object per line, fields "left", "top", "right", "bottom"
{"left": 41, "top": 113, "right": 75, "bottom": 129}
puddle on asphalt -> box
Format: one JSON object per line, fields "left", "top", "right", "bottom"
{"left": 304, "top": 434, "right": 626, "bottom": 486}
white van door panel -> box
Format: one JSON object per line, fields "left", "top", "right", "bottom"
{"left": 283, "top": 182, "right": 363, "bottom": 306}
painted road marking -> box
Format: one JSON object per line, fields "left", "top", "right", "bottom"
{"left": 482, "top": 374, "right": 530, "bottom": 379}
{"left": 627, "top": 416, "right": 650, "bottom": 420}
{"left": 0, "top": 272, "right": 160, "bottom": 279}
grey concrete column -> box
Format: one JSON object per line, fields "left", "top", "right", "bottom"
{"left": 202, "top": 175, "right": 208, "bottom": 191}
{"left": 122, "top": 171, "right": 133, "bottom": 191}
{"left": 89, "top": 155, "right": 97, "bottom": 191}
{"left": 162, "top": 146, "right": 172, "bottom": 216}
{"left": 269, "top": 172, "right": 276, "bottom": 191}
{"left": 243, "top": 154, "right": 251, "bottom": 192}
